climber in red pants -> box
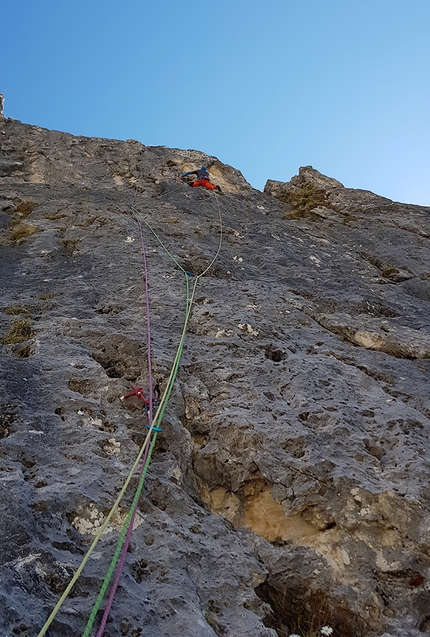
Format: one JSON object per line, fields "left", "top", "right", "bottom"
{"left": 181, "top": 166, "right": 222, "bottom": 192}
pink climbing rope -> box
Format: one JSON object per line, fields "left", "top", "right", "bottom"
{"left": 95, "top": 221, "right": 154, "bottom": 636}
{"left": 139, "top": 218, "right": 155, "bottom": 425}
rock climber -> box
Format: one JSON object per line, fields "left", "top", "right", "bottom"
{"left": 181, "top": 166, "right": 222, "bottom": 192}
{"left": 0, "top": 93, "right": 5, "bottom": 117}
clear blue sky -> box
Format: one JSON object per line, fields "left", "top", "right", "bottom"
{"left": 2, "top": 0, "right": 430, "bottom": 204}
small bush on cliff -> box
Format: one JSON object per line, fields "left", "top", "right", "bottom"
{"left": 38, "top": 293, "right": 57, "bottom": 300}
{"left": 10, "top": 223, "right": 39, "bottom": 242}
{"left": 16, "top": 200, "right": 39, "bottom": 216}
{"left": 3, "top": 305, "right": 30, "bottom": 316}
{"left": 1, "top": 319, "right": 34, "bottom": 345}
{"left": 280, "top": 183, "right": 329, "bottom": 218}
{"left": 256, "top": 582, "right": 368, "bottom": 637}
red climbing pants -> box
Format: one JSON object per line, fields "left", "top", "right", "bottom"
{"left": 191, "top": 179, "right": 217, "bottom": 191}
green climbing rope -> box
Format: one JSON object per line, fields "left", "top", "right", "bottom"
{"left": 37, "top": 191, "right": 223, "bottom": 637}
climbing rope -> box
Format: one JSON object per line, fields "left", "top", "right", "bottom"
{"left": 36, "top": 419, "right": 158, "bottom": 637}
{"left": 85, "top": 193, "right": 223, "bottom": 635}
{"left": 37, "top": 185, "right": 223, "bottom": 637}
{"left": 83, "top": 433, "right": 157, "bottom": 637}
{"left": 82, "top": 221, "right": 157, "bottom": 637}
{"left": 133, "top": 189, "right": 223, "bottom": 281}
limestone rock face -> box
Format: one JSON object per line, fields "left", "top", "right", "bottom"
{"left": 1, "top": 120, "right": 430, "bottom": 637}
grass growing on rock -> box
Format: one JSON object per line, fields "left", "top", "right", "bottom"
{"left": 38, "top": 293, "right": 57, "bottom": 300}
{"left": 2, "top": 304, "right": 30, "bottom": 316}
{"left": 10, "top": 223, "right": 39, "bottom": 243}
{"left": 280, "top": 183, "right": 329, "bottom": 219}
{"left": 256, "top": 583, "right": 368, "bottom": 637}
{"left": 1, "top": 318, "right": 34, "bottom": 345}
{"left": 15, "top": 200, "right": 39, "bottom": 216}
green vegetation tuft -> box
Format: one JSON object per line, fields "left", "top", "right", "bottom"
{"left": 256, "top": 583, "right": 368, "bottom": 637}
{"left": 61, "top": 238, "right": 80, "bottom": 254}
{"left": 1, "top": 319, "right": 34, "bottom": 345}
{"left": 280, "top": 183, "right": 329, "bottom": 218}
{"left": 10, "top": 223, "right": 39, "bottom": 242}
{"left": 3, "top": 305, "right": 30, "bottom": 316}
{"left": 38, "top": 293, "right": 57, "bottom": 300}
{"left": 381, "top": 266, "right": 400, "bottom": 278}
{"left": 16, "top": 200, "right": 39, "bottom": 216}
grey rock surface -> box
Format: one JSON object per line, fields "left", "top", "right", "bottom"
{"left": 1, "top": 119, "right": 430, "bottom": 637}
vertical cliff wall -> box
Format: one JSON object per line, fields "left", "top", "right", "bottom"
{"left": 1, "top": 118, "right": 430, "bottom": 637}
